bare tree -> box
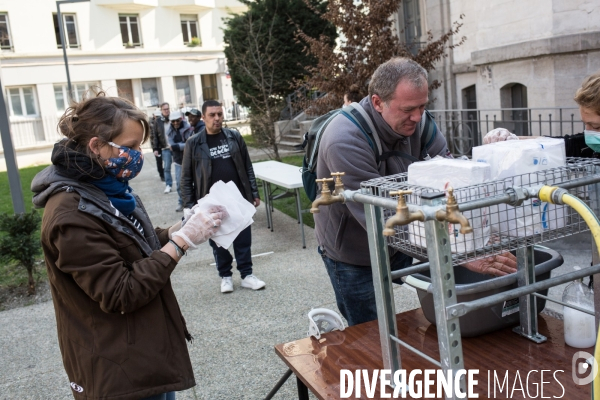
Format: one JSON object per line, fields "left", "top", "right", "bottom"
{"left": 225, "top": 12, "right": 285, "bottom": 160}
{"left": 295, "top": 0, "right": 466, "bottom": 115}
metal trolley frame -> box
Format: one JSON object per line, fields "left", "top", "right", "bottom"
{"left": 335, "top": 158, "right": 600, "bottom": 399}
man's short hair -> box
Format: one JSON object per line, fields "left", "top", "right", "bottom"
{"left": 160, "top": 102, "right": 170, "bottom": 109}
{"left": 575, "top": 72, "right": 600, "bottom": 115}
{"left": 202, "top": 100, "right": 222, "bottom": 115}
{"left": 368, "top": 57, "right": 428, "bottom": 103}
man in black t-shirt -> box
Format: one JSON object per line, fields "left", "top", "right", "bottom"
{"left": 180, "top": 100, "right": 264, "bottom": 293}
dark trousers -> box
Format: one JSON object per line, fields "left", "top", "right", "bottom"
{"left": 141, "top": 391, "right": 175, "bottom": 400}
{"left": 319, "top": 247, "right": 413, "bottom": 326}
{"left": 155, "top": 149, "right": 164, "bottom": 179}
{"left": 209, "top": 226, "right": 253, "bottom": 279}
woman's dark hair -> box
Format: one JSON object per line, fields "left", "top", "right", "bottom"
{"left": 58, "top": 88, "right": 150, "bottom": 157}
{"left": 345, "top": 84, "right": 362, "bottom": 103}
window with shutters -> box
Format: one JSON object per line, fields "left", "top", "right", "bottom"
{"left": 181, "top": 15, "right": 200, "bottom": 46}
{"left": 0, "top": 13, "right": 13, "bottom": 50}
{"left": 53, "top": 13, "right": 80, "bottom": 49}
{"left": 119, "top": 14, "right": 142, "bottom": 48}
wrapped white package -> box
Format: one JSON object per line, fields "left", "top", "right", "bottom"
{"left": 407, "top": 157, "right": 491, "bottom": 188}
{"left": 472, "top": 137, "right": 567, "bottom": 237}
{"left": 407, "top": 158, "right": 491, "bottom": 253}
{"left": 472, "top": 137, "right": 566, "bottom": 181}
{"left": 193, "top": 180, "right": 256, "bottom": 248}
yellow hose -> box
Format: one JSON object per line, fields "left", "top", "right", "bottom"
{"left": 539, "top": 186, "right": 600, "bottom": 398}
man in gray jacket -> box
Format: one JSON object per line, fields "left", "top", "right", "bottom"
{"left": 314, "top": 57, "right": 517, "bottom": 326}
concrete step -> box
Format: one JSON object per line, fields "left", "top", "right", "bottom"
{"left": 290, "top": 128, "right": 302, "bottom": 135}
{"left": 278, "top": 140, "right": 304, "bottom": 151}
{"left": 281, "top": 134, "right": 304, "bottom": 144}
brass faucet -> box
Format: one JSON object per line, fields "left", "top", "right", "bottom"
{"left": 435, "top": 187, "right": 473, "bottom": 234}
{"left": 310, "top": 178, "right": 337, "bottom": 213}
{"left": 382, "top": 190, "right": 424, "bottom": 236}
{"left": 331, "top": 172, "right": 346, "bottom": 195}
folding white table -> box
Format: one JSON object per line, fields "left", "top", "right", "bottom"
{"left": 252, "top": 160, "right": 307, "bottom": 248}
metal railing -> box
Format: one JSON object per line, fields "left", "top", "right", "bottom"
{"left": 429, "top": 107, "right": 583, "bottom": 156}
{"left": 279, "top": 88, "right": 325, "bottom": 121}
{"left": 3, "top": 106, "right": 582, "bottom": 156}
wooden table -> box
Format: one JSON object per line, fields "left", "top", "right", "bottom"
{"left": 275, "top": 309, "right": 592, "bottom": 399}
{"left": 252, "top": 160, "right": 307, "bottom": 248}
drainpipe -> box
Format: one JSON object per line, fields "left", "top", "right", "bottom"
{"left": 440, "top": 0, "right": 457, "bottom": 111}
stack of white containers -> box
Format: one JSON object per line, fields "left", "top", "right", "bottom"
{"left": 472, "top": 137, "right": 567, "bottom": 237}
{"left": 407, "top": 158, "right": 491, "bottom": 253}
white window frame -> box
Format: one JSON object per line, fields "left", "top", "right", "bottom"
{"left": 174, "top": 76, "right": 193, "bottom": 106}
{"left": 180, "top": 14, "right": 199, "bottom": 45}
{"left": 141, "top": 78, "right": 159, "bottom": 108}
{"left": 54, "top": 13, "right": 80, "bottom": 49}
{"left": 53, "top": 82, "right": 99, "bottom": 112}
{"left": 7, "top": 86, "right": 39, "bottom": 117}
{"left": 0, "top": 12, "right": 13, "bottom": 51}
{"left": 119, "top": 14, "right": 142, "bottom": 47}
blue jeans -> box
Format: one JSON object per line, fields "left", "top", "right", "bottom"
{"left": 209, "top": 226, "right": 253, "bottom": 279}
{"left": 319, "top": 247, "right": 413, "bottom": 326}
{"left": 174, "top": 163, "right": 182, "bottom": 206}
{"left": 140, "top": 391, "right": 175, "bottom": 400}
{"left": 162, "top": 148, "right": 173, "bottom": 187}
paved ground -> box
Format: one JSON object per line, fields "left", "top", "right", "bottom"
{"left": 0, "top": 152, "right": 417, "bottom": 400}
{"left": 0, "top": 151, "right": 593, "bottom": 399}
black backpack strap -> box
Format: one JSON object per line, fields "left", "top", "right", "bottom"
{"left": 339, "top": 109, "right": 380, "bottom": 165}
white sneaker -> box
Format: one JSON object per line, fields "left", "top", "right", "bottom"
{"left": 241, "top": 274, "right": 265, "bottom": 290}
{"left": 163, "top": 185, "right": 171, "bottom": 194}
{"left": 221, "top": 277, "right": 233, "bottom": 293}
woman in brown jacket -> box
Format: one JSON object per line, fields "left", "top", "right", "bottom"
{"left": 32, "top": 92, "right": 226, "bottom": 400}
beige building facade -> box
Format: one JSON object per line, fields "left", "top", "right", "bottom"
{"left": 0, "top": 0, "right": 246, "bottom": 170}
{"left": 398, "top": 0, "right": 600, "bottom": 148}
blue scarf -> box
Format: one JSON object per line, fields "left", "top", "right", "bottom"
{"left": 91, "top": 175, "right": 137, "bottom": 216}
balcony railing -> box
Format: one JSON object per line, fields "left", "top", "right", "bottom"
{"left": 0, "top": 115, "right": 157, "bottom": 155}
{"left": 428, "top": 107, "right": 583, "bottom": 156}
{"left": 0, "top": 116, "right": 62, "bottom": 153}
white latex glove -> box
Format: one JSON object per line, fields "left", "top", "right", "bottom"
{"left": 483, "top": 128, "right": 519, "bottom": 144}
{"left": 172, "top": 206, "right": 228, "bottom": 249}
{"left": 181, "top": 207, "right": 194, "bottom": 227}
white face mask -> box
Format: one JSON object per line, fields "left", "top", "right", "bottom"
{"left": 584, "top": 130, "right": 600, "bottom": 153}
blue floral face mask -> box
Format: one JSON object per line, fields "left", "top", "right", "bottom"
{"left": 102, "top": 142, "right": 144, "bottom": 182}
{"left": 584, "top": 130, "right": 600, "bottom": 153}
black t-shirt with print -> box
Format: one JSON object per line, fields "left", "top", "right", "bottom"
{"left": 206, "top": 131, "right": 243, "bottom": 192}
